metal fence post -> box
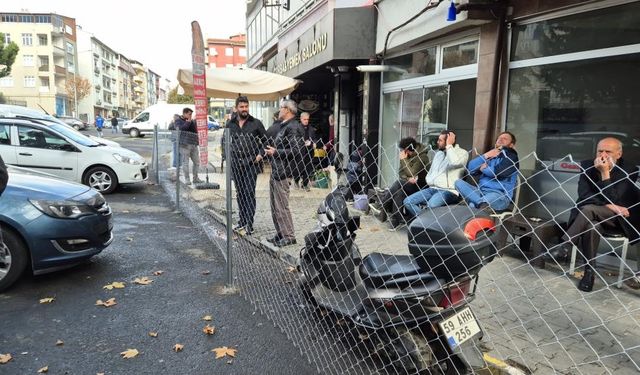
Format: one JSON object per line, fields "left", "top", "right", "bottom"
{"left": 225, "top": 129, "right": 233, "bottom": 286}
{"left": 153, "top": 124, "right": 159, "bottom": 183}
{"left": 176, "top": 131, "right": 181, "bottom": 210}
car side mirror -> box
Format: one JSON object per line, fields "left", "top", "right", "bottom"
{"left": 61, "top": 144, "right": 77, "bottom": 152}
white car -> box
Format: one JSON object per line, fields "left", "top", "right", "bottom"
{"left": 0, "top": 114, "right": 147, "bottom": 194}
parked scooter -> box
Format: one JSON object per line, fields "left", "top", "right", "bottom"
{"left": 299, "top": 187, "right": 497, "bottom": 374}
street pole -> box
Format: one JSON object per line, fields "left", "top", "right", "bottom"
{"left": 73, "top": 82, "right": 78, "bottom": 118}
{"left": 153, "top": 124, "right": 159, "bottom": 183}
{"left": 225, "top": 129, "right": 233, "bottom": 287}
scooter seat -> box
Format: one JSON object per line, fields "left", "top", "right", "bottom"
{"left": 360, "top": 252, "right": 435, "bottom": 288}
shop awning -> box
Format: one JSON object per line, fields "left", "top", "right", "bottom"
{"left": 176, "top": 67, "right": 301, "bottom": 101}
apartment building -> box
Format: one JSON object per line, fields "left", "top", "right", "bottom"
{"left": 147, "top": 69, "right": 159, "bottom": 107}
{"left": 207, "top": 34, "right": 246, "bottom": 68}
{"left": 0, "top": 13, "right": 78, "bottom": 116}
{"left": 131, "top": 60, "right": 147, "bottom": 110}
{"left": 116, "top": 53, "right": 137, "bottom": 119}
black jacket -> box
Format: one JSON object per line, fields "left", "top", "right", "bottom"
{"left": 294, "top": 124, "right": 319, "bottom": 177}
{"left": 269, "top": 119, "right": 305, "bottom": 181}
{"left": 222, "top": 115, "right": 267, "bottom": 172}
{"left": 175, "top": 116, "right": 198, "bottom": 145}
{"left": 570, "top": 158, "right": 639, "bottom": 243}
{"left": 0, "top": 155, "right": 8, "bottom": 196}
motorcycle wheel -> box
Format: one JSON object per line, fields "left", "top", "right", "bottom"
{"left": 374, "top": 328, "right": 439, "bottom": 374}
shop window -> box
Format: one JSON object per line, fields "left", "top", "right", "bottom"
{"left": 384, "top": 46, "right": 436, "bottom": 84}
{"left": 506, "top": 53, "right": 640, "bottom": 171}
{"left": 380, "top": 92, "right": 402, "bottom": 186}
{"left": 511, "top": 2, "right": 640, "bottom": 61}
{"left": 442, "top": 40, "right": 478, "bottom": 70}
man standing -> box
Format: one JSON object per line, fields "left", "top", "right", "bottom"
{"left": 110, "top": 116, "right": 118, "bottom": 134}
{"left": 293, "top": 112, "right": 317, "bottom": 191}
{"left": 95, "top": 114, "right": 104, "bottom": 137}
{"left": 264, "top": 99, "right": 304, "bottom": 247}
{"left": 225, "top": 96, "right": 267, "bottom": 234}
{"left": 404, "top": 131, "right": 468, "bottom": 219}
{"left": 455, "top": 131, "right": 519, "bottom": 211}
{"left": 556, "top": 137, "right": 639, "bottom": 292}
{"left": 175, "top": 107, "right": 201, "bottom": 185}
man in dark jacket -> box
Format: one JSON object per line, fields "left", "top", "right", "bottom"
{"left": 224, "top": 96, "right": 267, "bottom": 234}
{"left": 559, "top": 137, "right": 639, "bottom": 292}
{"left": 293, "top": 112, "right": 318, "bottom": 191}
{"left": 264, "top": 99, "right": 305, "bottom": 247}
{"left": 175, "top": 107, "right": 201, "bottom": 185}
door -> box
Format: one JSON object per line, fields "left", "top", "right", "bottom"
{"left": 15, "top": 125, "right": 79, "bottom": 181}
{"left": 0, "top": 124, "right": 17, "bottom": 166}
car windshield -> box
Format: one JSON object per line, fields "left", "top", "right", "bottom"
{"left": 48, "top": 123, "right": 101, "bottom": 147}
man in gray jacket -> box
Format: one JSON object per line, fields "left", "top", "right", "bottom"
{"left": 403, "top": 131, "right": 468, "bottom": 219}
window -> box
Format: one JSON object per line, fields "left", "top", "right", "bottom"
{"left": 17, "top": 126, "right": 69, "bottom": 150}
{"left": 0, "top": 77, "right": 14, "bottom": 87}
{"left": 3, "top": 33, "right": 10, "bottom": 44}
{"left": 0, "top": 125, "right": 10, "bottom": 145}
{"left": 225, "top": 47, "right": 234, "bottom": 56}
{"left": 442, "top": 40, "right": 478, "bottom": 69}
{"left": 38, "top": 34, "right": 47, "bottom": 45}
{"left": 23, "top": 54, "right": 35, "bottom": 67}
{"left": 24, "top": 76, "right": 36, "bottom": 87}
{"left": 18, "top": 15, "right": 33, "bottom": 23}
{"left": 67, "top": 58, "right": 75, "bottom": 73}
{"left": 384, "top": 46, "right": 436, "bottom": 83}
{"left": 66, "top": 42, "right": 74, "bottom": 54}
{"left": 1, "top": 14, "right": 18, "bottom": 22}
{"left": 22, "top": 33, "right": 33, "bottom": 46}
{"left": 239, "top": 48, "right": 246, "bottom": 57}
{"left": 39, "top": 77, "right": 50, "bottom": 92}
{"left": 35, "top": 15, "right": 51, "bottom": 23}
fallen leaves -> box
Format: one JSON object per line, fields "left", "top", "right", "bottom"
{"left": 0, "top": 353, "right": 12, "bottom": 364}
{"left": 152, "top": 270, "right": 164, "bottom": 276}
{"left": 37, "top": 366, "right": 48, "bottom": 373}
{"left": 39, "top": 297, "right": 55, "bottom": 304}
{"left": 103, "top": 281, "right": 126, "bottom": 290}
{"left": 202, "top": 325, "right": 216, "bottom": 335}
{"left": 95, "top": 298, "right": 117, "bottom": 308}
{"left": 202, "top": 315, "right": 213, "bottom": 321}
{"left": 133, "top": 277, "right": 153, "bottom": 285}
{"left": 173, "top": 344, "right": 184, "bottom": 352}
{"left": 126, "top": 237, "right": 134, "bottom": 242}
{"left": 201, "top": 270, "right": 211, "bottom": 275}
{"left": 148, "top": 332, "right": 158, "bottom": 338}
{"left": 120, "top": 348, "right": 139, "bottom": 359}
{"left": 286, "top": 266, "right": 297, "bottom": 273}
{"left": 55, "top": 340, "right": 64, "bottom": 346}
{"left": 212, "top": 347, "right": 237, "bottom": 359}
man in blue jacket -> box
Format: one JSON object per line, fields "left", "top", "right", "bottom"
{"left": 455, "top": 131, "right": 519, "bottom": 211}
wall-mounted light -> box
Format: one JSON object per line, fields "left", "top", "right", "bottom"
{"left": 263, "top": 0, "right": 289, "bottom": 9}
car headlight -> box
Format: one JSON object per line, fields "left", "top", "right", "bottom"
{"left": 113, "top": 153, "right": 142, "bottom": 165}
{"left": 30, "top": 200, "right": 94, "bottom": 219}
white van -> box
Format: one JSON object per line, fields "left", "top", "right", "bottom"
{"left": 122, "top": 103, "right": 194, "bottom": 138}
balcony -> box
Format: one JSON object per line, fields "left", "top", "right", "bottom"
{"left": 133, "top": 75, "right": 144, "bottom": 83}
{"left": 132, "top": 63, "right": 144, "bottom": 73}
{"left": 54, "top": 65, "right": 66, "bottom": 76}
{"left": 38, "top": 65, "right": 49, "bottom": 72}
{"left": 134, "top": 95, "right": 144, "bottom": 103}
{"left": 53, "top": 45, "right": 65, "bottom": 57}
{"left": 134, "top": 85, "right": 144, "bottom": 93}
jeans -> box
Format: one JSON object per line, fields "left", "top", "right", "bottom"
{"left": 454, "top": 180, "right": 511, "bottom": 211}
{"left": 233, "top": 167, "right": 258, "bottom": 230}
{"left": 172, "top": 141, "right": 179, "bottom": 168}
{"left": 381, "top": 180, "right": 420, "bottom": 225}
{"left": 403, "top": 188, "right": 459, "bottom": 218}
{"left": 179, "top": 144, "right": 200, "bottom": 181}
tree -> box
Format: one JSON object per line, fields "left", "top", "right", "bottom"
{"left": 0, "top": 32, "right": 20, "bottom": 78}
{"left": 167, "top": 87, "right": 193, "bottom": 104}
{"left": 65, "top": 76, "right": 92, "bottom": 115}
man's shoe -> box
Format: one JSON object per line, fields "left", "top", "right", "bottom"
{"left": 274, "top": 238, "right": 297, "bottom": 247}
{"left": 303, "top": 186, "right": 311, "bottom": 192}
{"left": 548, "top": 243, "right": 571, "bottom": 262}
{"left": 578, "top": 269, "right": 595, "bottom": 292}
{"left": 193, "top": 178, "right": 203, "bottom": 184}
{"left": 266, "top": 235, "right": 281, "bottom": 244}
{"left": 476, "top": 202, "right": 490, "bottom": 210}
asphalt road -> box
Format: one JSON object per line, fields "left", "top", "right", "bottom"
{"left": 0, "top": 181, "right": 317, "bottom": 374}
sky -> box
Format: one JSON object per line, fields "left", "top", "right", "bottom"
{"left": 5, "top": 1, "right": 247, "bottom": 85}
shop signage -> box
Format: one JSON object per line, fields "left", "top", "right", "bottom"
{"left": 274, "top": 33, "right": 328, "bottom": 75}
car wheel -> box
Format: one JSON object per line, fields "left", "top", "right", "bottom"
{"left": 73, "top": 125, "right": 80, "bottom": 130}
{"left": 129, "top": 128, "right": 140, "bottom": 138}
{"left": 84, "top": 166, "right": 118, "bottom": 194}
{"left": 0, "top": 228, "right": 28, "bottom": 292}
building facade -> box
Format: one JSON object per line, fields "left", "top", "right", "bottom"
{"left": 0, "top": 13, "right": 78, "bottom": 116}
{"left": 207, "top": 34, "right": 247, "bottom": 68}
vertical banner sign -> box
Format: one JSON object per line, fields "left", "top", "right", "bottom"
{"left": 191, "top": 21, "right": 208, "bottom": 165}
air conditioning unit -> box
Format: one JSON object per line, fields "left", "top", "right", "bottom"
{"left": 96, "top": 99, "right": 102, "bottom": 105}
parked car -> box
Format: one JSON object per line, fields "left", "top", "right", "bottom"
{"left": 0, "top": 166, "right": 113, "bottom": 291}
{"left": 208, "top": 116, "right": 220, "bottom": 131}
{"left": 103, "top": 117, "right": 129, "bottom": 129}
{"left": 0, "top": 112, "right": 147, "bottom": 194}
{"left": 55, "top": 115, "right": 87, "bottom": 131}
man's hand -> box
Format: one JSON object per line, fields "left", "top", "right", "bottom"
{"left": 264, "top": 146, "right": 276, "bottom": 156}
{"left": 606, "top": 204, "right": 630, "bottom": 217}
{"left": 479, "top": 163, "right": 488, "bottom": 171}
{"left": 446, "top": 132, "right": 456, "bottom": 146}
{"left": 255, "top": 155, "right": 263, "bottom": 163}
{"left": 594, "top": 156, "right": 613, "bottom": 179}
{"left": 483, "top": 148, "right": 501, "bottom": 160}
{"left": 407, "top": 177, "right": 418, "bottom": 184}
{"left": 304, "top": 140, "right": 312, "bottom": 147}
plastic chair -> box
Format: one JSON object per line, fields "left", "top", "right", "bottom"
{"left": 569, "top": 231, "right": 630, "bottom": 288}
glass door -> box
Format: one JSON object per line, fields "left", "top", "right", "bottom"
{"left": 419, "top": 85, "right": 449, "bottom": 150}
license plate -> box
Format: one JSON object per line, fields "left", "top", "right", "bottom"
{"left": 438, "top": 307, "right": 481, "bottom": 350}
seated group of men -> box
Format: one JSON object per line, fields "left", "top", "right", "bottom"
{"left": 375, "top": 130, "right": 520, "bottom": 229}
{"left": 372, "top": 132, "right": 639, "bottom": 293}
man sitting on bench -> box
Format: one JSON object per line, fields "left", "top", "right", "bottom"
{"left": 455, "top": 131, "right": 520, "bottom": 211}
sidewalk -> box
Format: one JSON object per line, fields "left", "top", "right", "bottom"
{"left": 164, "top": 139, "right": 640, "bottom": 374}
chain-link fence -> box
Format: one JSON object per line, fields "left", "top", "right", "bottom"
{"left": 153, "top": 126, "right": 640, "bottom": 375}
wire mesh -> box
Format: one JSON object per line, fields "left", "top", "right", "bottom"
{"left": 155, "top": 125, "right": 640, "bottom": 375}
